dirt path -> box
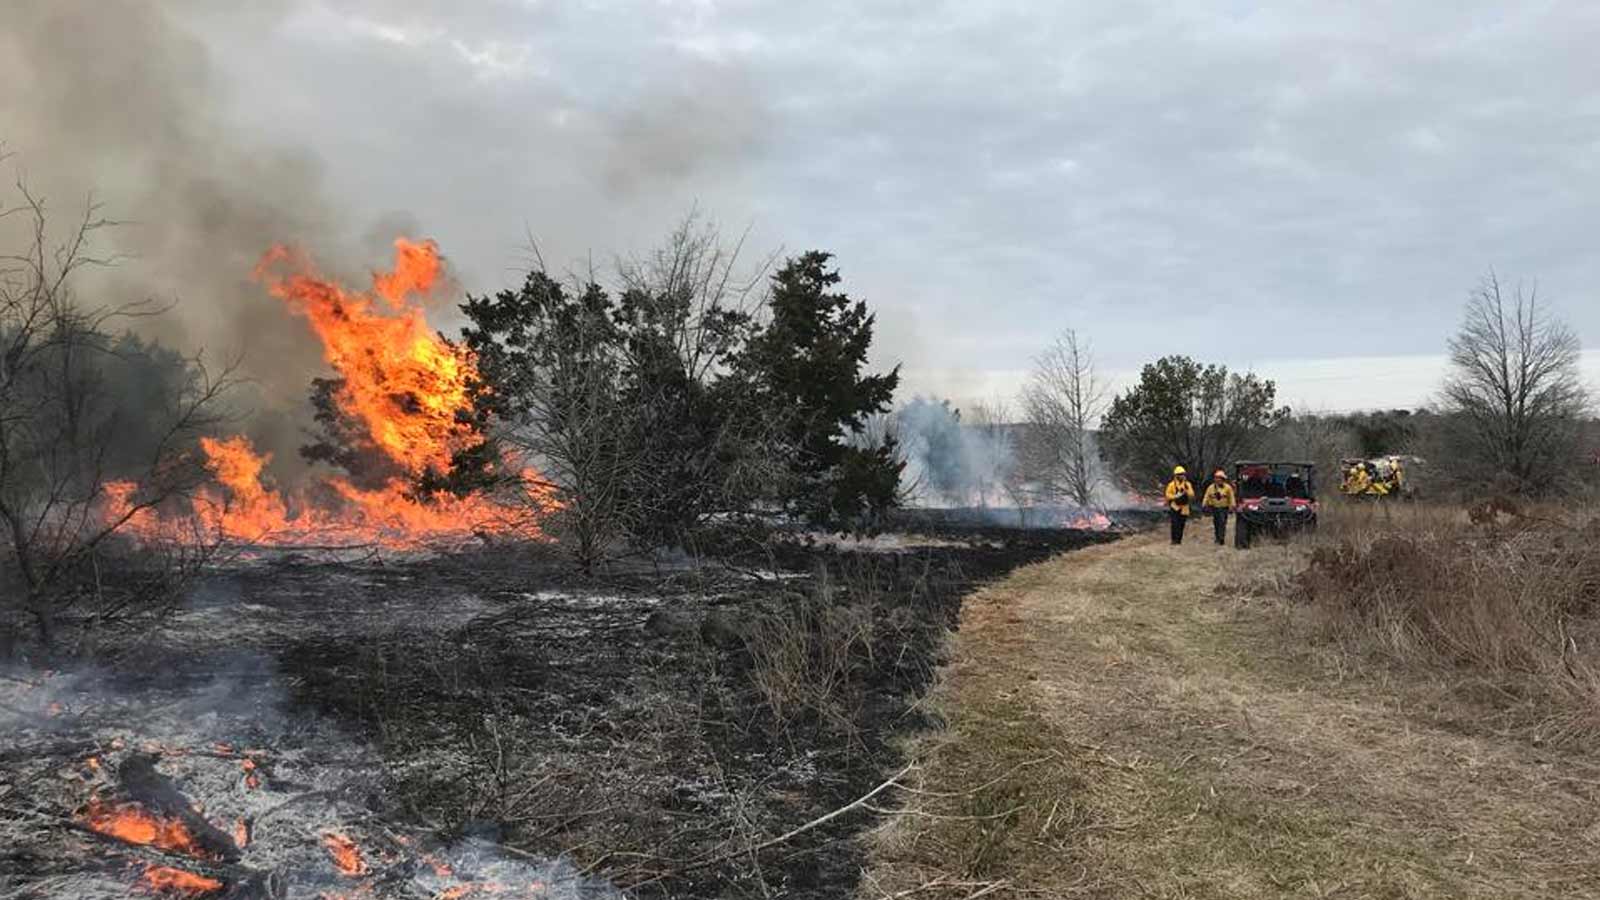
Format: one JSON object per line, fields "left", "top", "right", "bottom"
{"left": 864, "top": 533, "right": 1600, "bottom": 899}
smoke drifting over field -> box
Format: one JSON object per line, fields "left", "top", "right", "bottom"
{"left": 0, "top": 1, "right": 771, "bottom": 476}
{"left": 0, "top": 1, "right": 343, "bottom": 415}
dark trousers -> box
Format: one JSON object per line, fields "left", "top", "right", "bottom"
{"left": 1169, "top": 510, "right": 1187, "bottom": 544}
{"left": 1211, "top": 509, "right": 1229, "bottom": 544}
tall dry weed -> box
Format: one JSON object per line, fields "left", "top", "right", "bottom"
{"left": 1297, "top": 502, "right": 1600, "bottom": 743}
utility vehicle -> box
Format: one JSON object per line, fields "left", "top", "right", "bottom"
{"left": 1233, "top": 461, "right": 1317, "bottom": 549}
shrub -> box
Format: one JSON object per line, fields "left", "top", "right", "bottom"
{"left": 1297, "top": 506, "right": 1600, "bottom": 742}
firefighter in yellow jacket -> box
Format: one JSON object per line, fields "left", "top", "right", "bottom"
{"left": 1201, "top": 469, "right": 1237, "bottom": 546}
{"left": 1164, "top": 466, "right": 1196, "bottom": 545}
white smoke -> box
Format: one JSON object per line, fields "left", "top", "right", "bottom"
{"left": 895, "top": 397, "right": 1016, "bottom": 507}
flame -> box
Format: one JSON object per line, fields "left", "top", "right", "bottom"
{"left": 105, "top": 238, "right": 557, "bottom": 549}
{"left": 142, "top": 866, "right": 223, "bottom": 895}
{"left": 1068, "top": 512, "right": 1113, "bottom": 531}
{"left": 82, "top": 798, "right": 217, "bottom": 859}
{"left": 255, "top": 239, "right": 474, "bottom": 478}
{"left": 323, "top": 832, "right": 368, "bottom": 877}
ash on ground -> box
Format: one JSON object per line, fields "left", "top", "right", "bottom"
{"left": 2, "top": 524, "right": 1119, "bottom": 899}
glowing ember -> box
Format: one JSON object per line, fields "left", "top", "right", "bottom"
{"left": 323, "top": 832, "right": 368, "bottom": 876}
{"left": 81, "top": 798, "right": 216, "bottom": 859}
{"left": 141, "top": 866, "right": 223, "bottom": 895}
{"left": 232, "top": 818, "right": 250, "bottom": 849}
{"left": 106, "top": 238, "right": 558, "bottom": 549}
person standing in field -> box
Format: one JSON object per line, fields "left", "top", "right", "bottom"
{"left": 1202, "top": 469, "right": 1236, "bottom": 546}
{"left": 1164, "top": 466, "right": 1195, "bottom": 545}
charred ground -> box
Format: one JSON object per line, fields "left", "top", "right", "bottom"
{"left": 3, "top": 523, "right": 1122, "bottom": 899}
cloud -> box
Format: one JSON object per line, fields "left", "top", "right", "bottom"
{"left": 5, "top": 0, "right": 1598, "bottom": 424}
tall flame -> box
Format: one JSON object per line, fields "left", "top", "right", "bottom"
{"left": 254, "top": 239, "right": 476, "bottom": 478}
{"left": 108, "top": 238, "right": 555, "bottom": 548}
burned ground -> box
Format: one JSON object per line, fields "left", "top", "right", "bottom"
{"left": 2, "top": 525, "right": 1120, "bottom": 899}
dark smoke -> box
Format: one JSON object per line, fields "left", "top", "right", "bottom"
{"left": 0, "top": 1, "right": 389, "bottom": 478}
{"left": 0, "top": 1, "right": 775, "bottom": 481}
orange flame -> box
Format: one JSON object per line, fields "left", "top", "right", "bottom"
{"left": 1068, "top": 512, "right": 1113, "bottom": 531}
{"left": 81, "top": 799, "right": 216, "bottom": 859}
{"left": 323, "top": 832, "right": 368, "bottom": 877}
{"left": 254, "top": 239, "right": 475, "bottom": 478}
{"left": 106, "top": 238, "right": 557, "bottom": 549}
{"left": 142, "top": 866, "right": 223, "bottom": 895}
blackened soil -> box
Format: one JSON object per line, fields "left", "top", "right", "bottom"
{"left": 128, "top": 526, "right": 1120, "bottom": 898}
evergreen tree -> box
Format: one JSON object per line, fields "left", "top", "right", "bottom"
{"left": 736, "top": 251, "right": 902, "bottom": 528}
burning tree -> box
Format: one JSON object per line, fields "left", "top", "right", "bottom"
{"left": 0, "top": 183, "right": 235, "bottom": 652}
{"left": 86, "top": 237, "right": 558, "bottom": 553}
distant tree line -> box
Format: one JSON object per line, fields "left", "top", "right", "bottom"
{"left": 1022, "top": 270, "right": 1593, "bottom": 502}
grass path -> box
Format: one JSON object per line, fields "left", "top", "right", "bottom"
{"left": 862, "top": 533, "right": 1600, "bottom": 899}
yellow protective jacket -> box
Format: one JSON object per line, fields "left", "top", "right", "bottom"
{"left": 1164, "top": 478, "right": 1195, "bottom": 515}
{"left": 1202, "top": 482, "right": 1236, "bottom": 511}
{"left": 1343, "top": 467, "right": 1371, "bottom": 494}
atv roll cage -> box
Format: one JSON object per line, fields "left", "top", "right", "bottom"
{"left": 1234, "top": 461, "right": 1316, "bottom": 500}
{"left": 1232, "top": 461, "right": 1317, "bottom": 549}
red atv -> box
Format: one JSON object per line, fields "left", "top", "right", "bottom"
{"left": 1233, "top": 461, "right": 1318, "bottom": 549}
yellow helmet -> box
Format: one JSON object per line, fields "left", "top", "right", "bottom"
{"left": 1173, "top": 465, "right": 1186, "bottom": 476}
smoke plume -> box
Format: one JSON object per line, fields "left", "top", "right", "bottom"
{"left": 0, "top": 1, "right": 783, "bottom": 487}
{"left": 896, "top": 397, "right": 1016, "bottom": 507}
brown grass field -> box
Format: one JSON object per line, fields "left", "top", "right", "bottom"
{"left": 861, "top": 503, "right": 1600, "bottom": 899}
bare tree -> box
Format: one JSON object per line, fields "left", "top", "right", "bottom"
{"left": 1020, "top": 330, "right": 1107, "bottom": 507}
{"left": 0, "top": 182, "right": 235, "bottom": 653}
{"left": 1441, "top": 273, "right": 1589, "bottom": 494}
{"left": 612, "top": 212, "right": 790, "bottom": 549}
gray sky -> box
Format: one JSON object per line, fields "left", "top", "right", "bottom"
{"left": 8, "top": 0, "right": 1600, "bottom": 414}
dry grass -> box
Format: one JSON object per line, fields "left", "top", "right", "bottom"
{"left": 742, "top": 559, "right": 937, "bottom": 744}
{"left": 1298, "top": 501, "right": 1600, "bottom": 745}
{"left": 862, "top": 530, "right": 1600, "bottom": 899}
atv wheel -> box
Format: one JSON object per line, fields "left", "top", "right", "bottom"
{"left": 1234, "top": 521, "right": 1251, "bottom": 549}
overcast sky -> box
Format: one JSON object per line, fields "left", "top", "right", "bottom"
{"left": 9, "top": 1, "right": 1600, "bottom": 413}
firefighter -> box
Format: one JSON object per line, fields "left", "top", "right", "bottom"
{"left": 1344, "top": 462, "right": 1371, "bottom": 496}
{"left": 1201, "top": 469, "right": 1236, "bottom": 545}
{"left": 1164, "top": 466, "right": 1195, "bottom": 545}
